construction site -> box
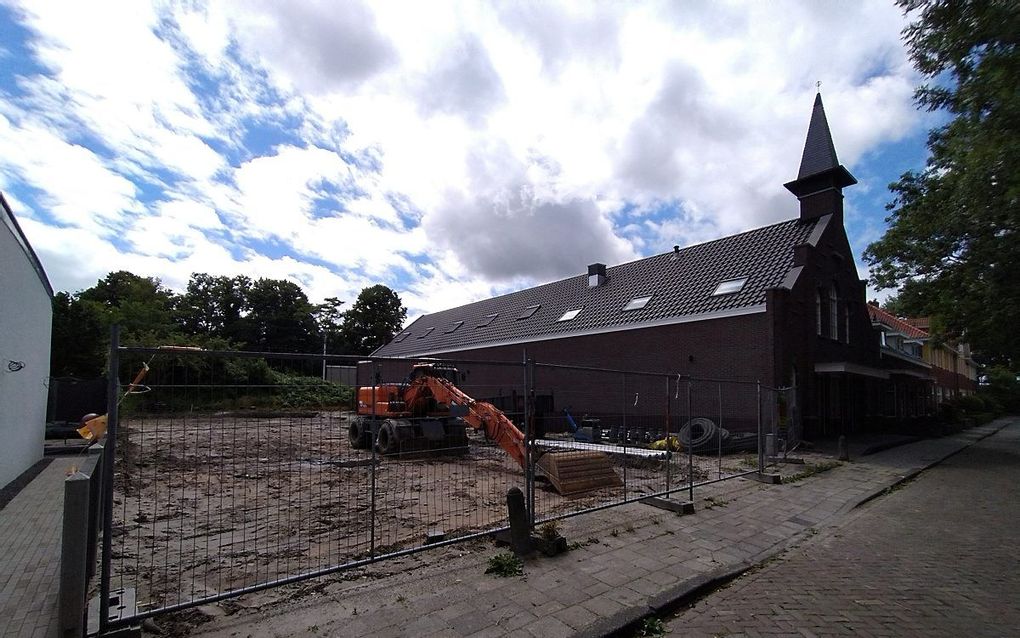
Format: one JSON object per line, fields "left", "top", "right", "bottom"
{"left": 79, "top": 347, "right": 794, "bottom": 631}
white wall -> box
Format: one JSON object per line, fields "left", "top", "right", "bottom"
{"left": 0, "top": 210, "right": 52, "bottom": 488}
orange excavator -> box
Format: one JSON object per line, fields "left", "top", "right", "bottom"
{"left": 349, "top": 363, "right": 621, "bottom": 495}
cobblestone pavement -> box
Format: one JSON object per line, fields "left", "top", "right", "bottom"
{"left": 665, "top": 421, "right": 1020, "bottom": 638}
{"left": 184, "top": 420, "right": 1012, "bottom": 638}
{"left": 0, "top": 456, "right": 78, "bottom": 638}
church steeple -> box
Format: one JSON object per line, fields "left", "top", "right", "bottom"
{"left": 784, "top": 93, "right": 857, "bottom": 221}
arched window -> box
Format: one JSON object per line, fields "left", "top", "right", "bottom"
{"left": 816, "top": 289, "right": 823, "bottom": 336}
{"left": 844, "top": 304, "right": 850, "bottom": 344}
{"left": 828, "top": 285, "right": 838, "bottom": 340}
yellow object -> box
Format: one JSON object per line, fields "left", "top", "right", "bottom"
{"left": 77, "top": 414, "right": 108, "bottom": 441}
{"left": 651, "top": 436, "right": 682, "bottom": 452}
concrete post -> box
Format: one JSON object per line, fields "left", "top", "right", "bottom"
{"left": 506, "top": 487, "right": 531, "bottom": 557}
{"left": 838, "top": 435, "right": 850, "bottom": 461}
{"left": 60, "top": 472, "right": 91, "bottom": 638}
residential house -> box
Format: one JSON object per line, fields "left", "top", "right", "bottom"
{"left": 369, "top": 95, "right": 898, "bottom": 440}
{"left": 0, "top": 193, "right": 53, "bottom": 488}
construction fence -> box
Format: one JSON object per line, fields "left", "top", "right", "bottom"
{"left": 92, "top": 333, "right": 798, "bottom": 633}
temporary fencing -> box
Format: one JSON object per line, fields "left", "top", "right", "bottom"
{"left": 94, "top": 331, "right": 795, "bottom": 632}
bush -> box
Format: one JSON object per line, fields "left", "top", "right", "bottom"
{"left": 269, "top": 371, "right": 353, "bottom": 408}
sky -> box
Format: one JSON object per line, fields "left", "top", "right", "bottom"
{"left": 0, "top": 0, "right": 937, "bottom": 322}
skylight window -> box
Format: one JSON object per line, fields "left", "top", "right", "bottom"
{"left": 622, "top": 295, "right": 653, "bottom": 312}
{"left": 445, "top": 320, "right": 464, "bottom": 334}
{"left": 393, "top": 332, "right": 410, "bottom": 343}
{"left": 557, "top": 309, "right": 582, "bottom": 322}
{"left": 517, "top": 304, "right": 540, "bottom": 319}
{"left": 417, "top": 327, "right": 435, "bottom": 339}
{"left": 712, "top": 277, "right": 748, "bottom": 296}
{"left": 476, "top": 313, "right": 497, "bottom": 328}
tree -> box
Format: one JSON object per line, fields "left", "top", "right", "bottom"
{"left": 50, "top": 291, "right": 107, "bottom": 377}
{"left": 174, "top": 274, "right": 252, "bottom": 343}
{"left": 314, "top": 297, "right": 346, "bottom": 350}
{"left": 78, "top": 271, "right": 180, "bottom": 343}
{"left": 339, "top": 285, "right": 407, "bottom": 354}
{"left": 244, "top": 278, "right": 319, "bottom": 352}
{"left": 864, "top": 0, "right": 1020, "bottom": 367}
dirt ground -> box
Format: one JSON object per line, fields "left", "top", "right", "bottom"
{"left": 107, "top": 410, "right": 772, "bottom": 615}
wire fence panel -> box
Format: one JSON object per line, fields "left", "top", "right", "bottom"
{"left": 101, "top": 343, "right": 791, "bottom": 626}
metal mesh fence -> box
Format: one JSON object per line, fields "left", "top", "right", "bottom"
{"left": 100, "top": 343, "right": 791, "bottom": 626}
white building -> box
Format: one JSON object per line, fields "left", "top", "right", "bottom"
{"left": 0, "top": 193, "right": 53, "bottom": 488}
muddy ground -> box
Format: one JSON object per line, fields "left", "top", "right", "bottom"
{"left": 107, "top": 410, "right": 763, "bottom": 615}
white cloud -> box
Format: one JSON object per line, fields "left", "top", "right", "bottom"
{"left": 1, "top": 0, "right": 926, "bottom": 320}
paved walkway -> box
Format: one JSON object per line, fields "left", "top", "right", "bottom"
{"left": 665, "top": 420, "right": 1020, "bottom": 637}
{"left": 183, "top": 419, "right": 1014, "bottom": 638}
{"left": 0, "top": 456, "right": 78, "bottom": 638}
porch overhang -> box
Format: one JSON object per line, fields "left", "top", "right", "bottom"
{"left": 814, "top": 362, "right": 890, "bottom": 380}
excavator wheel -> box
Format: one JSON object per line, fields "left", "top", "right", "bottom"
{"left": 376, "top": 420, "right": 402, "bottom": 456}
{"left": 348, "top": 417, "right": 372, "bottom": 450}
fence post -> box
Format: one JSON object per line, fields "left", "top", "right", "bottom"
{"left": 86, "top": 442, "right": 104, "bottom": 581}
{"left": 664, "top": 375, "right": 671, "bottom": 495}
{"left": 757, "top": 381, "right": 764, "bottom": 474}
{"left": 99, "top": 325, "right": 119, "bottom": 635}
{"left": 687, "top": 379, "right": 694, "bottom": 503}
{"left": 59, "top": 472, "right": 90, "bottom": 638}
{"left": 369, "top": 366, "right": 378, "bottom": 557}
{"left": 523, "top": 353, "right": 535, "bottom": 527}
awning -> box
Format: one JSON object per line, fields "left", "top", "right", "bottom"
{"left": 814, "top": 362, "right": 890, "bottom": 379}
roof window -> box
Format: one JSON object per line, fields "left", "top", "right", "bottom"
{"left": 393, "top": 332, "right": 410, "bottom": 343}
{"left": 622, "top": 295, "right": 652, "bottom": 312}
{"left": 476, "top": 313, "right": 497, "bottom": 328}
{"left": 712, "top": 277, "right": 748, "bottom": 296}
{"left": 557, "top": 309, "right": 582, "bottom": 322}
{"left": 445, "top": 320, "right": 464, "bottom": 334}
{"left": 417, "top": 327, "right": 435, "bottom": 339}
{"left": 517, "top": 304, "right": 540, "bottom": 320}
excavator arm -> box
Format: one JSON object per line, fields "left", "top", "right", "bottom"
{"left": 413, "top": 375, "right": 527, "bottom": 468}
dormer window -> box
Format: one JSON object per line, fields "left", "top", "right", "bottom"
{"left": 622, "top": 295, "right": 652, "bottom": 312}
{"left": 517, "top": 304, "right": 540, "bottom": 319}
{"left": 712, "top": 277, "right": 748, "bottom": 296}
{"left": 417, "top": 327, "right": 435, "bottom": 339}
{"left": 557, "top": 309, "right": 582, "bottom": 322}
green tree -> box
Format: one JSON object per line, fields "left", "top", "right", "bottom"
{"left": 174, "top": 273, "right": 252, "bottom": 342}
{"left": 78, "top": 270, "right": 180, "bottom": 343}
{"left": 314, "top": 296, "right": 346, "bottom": 351}
{"left": 339, "top": 285, "right": 407, "bottom": 354}
{"left": 864, "top": 0, "right": 1020, "bottom": 366}
{"left": 244, "top": 278, "right": 319, "bottom": 352}
{"left": 50, "top": 291, "right": 107, "bottom": 377}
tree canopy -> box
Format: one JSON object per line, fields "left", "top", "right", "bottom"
{"left": 864, "top": 0, "right": 1020, "bottom": 366}
{"left": 50, "top": 272, "right": 407, "bottom": 376}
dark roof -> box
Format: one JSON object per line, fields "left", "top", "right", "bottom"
{"left": 798, "top": 93, "right": 841, "bottom": 179}
{"left": 375, "top": 216, "right": 819, "bottom": 357}
{"left": 1, "top": 192, "right": 53, "bottom": 298}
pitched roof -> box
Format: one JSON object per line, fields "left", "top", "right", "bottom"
{"left": 798, "top": 93, "right": 841, "bottom": 179}
{"left": 375, "top": 217, "right": 819, "bottom": 357}
{"left": 867, "top": 305, "right": 929, "bottom": 340}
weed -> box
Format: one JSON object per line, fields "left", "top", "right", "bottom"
{"left": 703, "top": 496, "right": 730, "bottom": 509}
{"left": 638, "top": 616, "right": 666, "bottom": 636}
{"left": 624, "top": 523, "right": 635, "bottom": 533}
{"left": 783, "top": 460, "right": 841, "bottom": 484}
{"left": 539, "top": 521, "right": 560, "bottom": 541}
{"left": 610, "top": 528, "right": 620, "bottom": 537}
{"left": 485, "top": 552, "right": 524, "bottom": 577}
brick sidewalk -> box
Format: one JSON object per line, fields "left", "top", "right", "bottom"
{"left": 183, "top": 419, "right": 1013, "bottom": 638}
{"left": 664, "top": 420, "right": 1020, "bottom": 637}
{"left": 0, "top": 456, "right": 78, "bottom": 638}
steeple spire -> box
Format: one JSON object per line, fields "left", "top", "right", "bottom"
{"left": 784, "top": 92, "right": 857, "bottom": 221}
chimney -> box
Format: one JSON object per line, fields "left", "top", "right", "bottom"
{"left": 783, "top": 93, "right": 857, "bottom": 221}
{"left": 671, "top": 245, "right": 680, "bottom": 260}
{"left": 588, "top": 263, "right": 607, "bottom": 288}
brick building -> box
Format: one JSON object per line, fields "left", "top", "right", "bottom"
{"left": 370, "top": 95, "right": 901, "bottom": 440}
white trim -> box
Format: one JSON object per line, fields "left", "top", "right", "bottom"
{"left": 396, "top": 304, "right": 768, "bottom": 357}
{"left": 814, "top": 362, "right": 890, "bottom": 379}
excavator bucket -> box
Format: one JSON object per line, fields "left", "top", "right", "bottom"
{"left": 537, "top": 451, "right": 623, "bottom": 496}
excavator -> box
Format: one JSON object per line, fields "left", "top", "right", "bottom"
{"left": 348, "top": 363, "right": 622, "bottom": 495}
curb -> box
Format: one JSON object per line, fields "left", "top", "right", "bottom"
{"left": 580, "top": 418, "right": 1013, "bottom": 638}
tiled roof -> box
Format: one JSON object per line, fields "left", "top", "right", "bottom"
{"left": 868, "top": 305, "right": 929, "bottom": 340}
{"left": 375, "top": 217, "right": 818, "bottom": 357}
{"left": 797, "top": 93, "right": 841, "bottom": 179}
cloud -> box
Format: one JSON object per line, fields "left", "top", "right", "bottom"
{"left": 1, "top": 0, "right": 929, "bottom": 323}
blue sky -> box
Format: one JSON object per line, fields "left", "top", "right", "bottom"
{"left": 0, "top": 1, "right": 935, "bottom": 320}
